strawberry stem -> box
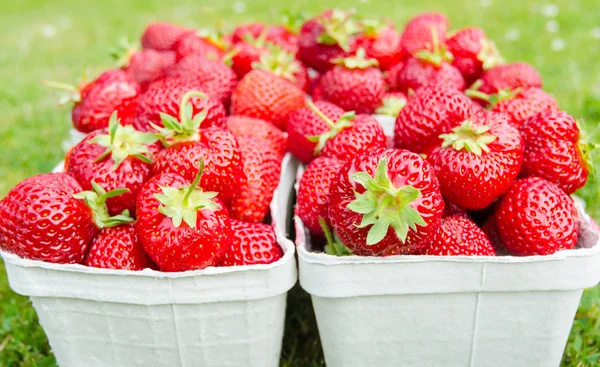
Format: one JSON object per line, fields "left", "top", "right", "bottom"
{"left": 72, "top": 181, "right": 133, "bottom": 228}
{"left": 319, "top": 217, "right": 353, "bottom": 256}
{"left": 306, "top": 99, "right": 336, "bottom": 128}
{"left": 184, "top": 159, "right": 204, "bottom": 207}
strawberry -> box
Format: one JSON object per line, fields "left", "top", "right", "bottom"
{"left": 165, "top": 54, "right": 238, "bottom": 106}
{"left": 328, "top": 149, "right": 444, "bottom": 255}
{"left": 251, "top": 45, "right": 310, "bottom": 92}
{"left": 443, "top": 200, "right": 470, "bottom": 219}
{"left": 311, "top": 82, "right": 325, "bottom": 102}
{"left": 394, "top": 86, "right": 474, "bottom": 154}
{"left": 397, "top": 56, "right": 465, "bottom": 93}
{"left": 231, "top": 23, "right": 266, "bottom": 44}
{"left": 226, "top": 115, "right": 286, "bottom": 158}
{"left": 296, "top": 157, "right": 344, "bottom": 236}
{"left": 173, "top": 30, "right": 227, "bottom": 60}
{"left": 476, "top": 62, "right": 542, "bottom": 95}
{"left": 0, "top": 173, "right": 132, "bottom": 264}
{"left": 319, "top": 48, "right": 386, "bottom": 114}
{"left": 220, "top": 220, "right": 282, "bottom": 266}
{"left": 428, "top": 111, "right": 524, "bottom": 210}
{"left": 425, "top": 216, "right": 496, "bottom": 256}
{"left": 133, "top": 77, "right": 226, "bottom": 132}
{"left": 375, "top": 91, "right": 407, "bottom": 117}
{"left": 43, "top": 70, "right": 141, "bottom": 133}
{"left": 494, "top": 177, "right": 578, "bottom": 256}
{"left": 141, "top": 22, "right": 190, "bottom": 51}
{"left": 85, "top": 222, "right": 156, "bottom": 270}
{"left": 519, "top": 110, "right": 589, "bottom": 194}
{"left": 231, "top": 39, "right": 267, "bottom": 79}
{"left": 400, "top": 12, "right": 449, "bottom": 56}
{"left": 112, "top": 39, "right": 177, "bottom": 90}
{"left": 136, "top": 163, "right": 232, "bottom": 271}
{"left": 474, "top": 87, "right": 558, "bottom": 126}
{"left": 230, "top": 69, "right": 306, "bottom": 130}
{"left": 384, "top": 60, "right": 406, "bottom": 90}
{"left": 446, "top": 27, "right": 502, "bottom": 86}
{"left": 66, "top": 113, "right": 159, "bottom": 216}
{"left": 232, "top": 23, "right": 298, "bottom": 53}
{"left": 357, "top": 20, "right": 403, "bottom": 70}
{"left": 229, "top": 136, "right": 282, "bottom": 223}
{"left": 151, "top": 92, "right": 244, "bottom": 204}
{"left": 298, "top": 9, "right": 362, "bottom": 72}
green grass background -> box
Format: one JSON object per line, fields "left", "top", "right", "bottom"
{"left": 1, "top": 0, "right": 600, "bottom": 365}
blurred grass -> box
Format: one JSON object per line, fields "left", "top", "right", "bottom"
{"left": 0, "top": 0, "right": 599, "bottom": 366}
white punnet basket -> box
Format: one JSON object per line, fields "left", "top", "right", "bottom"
{"left": 2, "top": 154, "right": 300, "bottom": 367}
{"left": 295, "top": 159, "right": 600, "bottom": 367}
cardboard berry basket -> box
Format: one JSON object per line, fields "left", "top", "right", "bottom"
{"left": 1, "top": 153, "right": 299, "bottom": 367}
{"left": 295, "top": 157, "right": 600, "bottom": 367}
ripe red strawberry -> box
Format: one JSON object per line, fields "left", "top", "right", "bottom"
{"left": 384, "top": 60, "right": 406, "bottom": 90}
{"left": 85, "top": 222, "right": 156, "bottom": 270}
{"left": 357, "top": 20, "right": 403, "bottom": 70}
{"left": 494, "top": 177, "right": 578, "bottom": 256}
{"left": 400, "top": 12, "right": 449, "bottom": 56}
{"left": 375, "top": 91, "right": 407, "bottom": 117}
{"left": 220, "top": 220, "right": 283, "bottom": 266}
{"left": 66, "top": 113, "right": 159, "bottom": 216}
{"left": 446, "top": 27, "right": 502, "bottom": 86}
{"left": 443, "top": 200, "right": 470, "bottom": 219}
{"left": 319, "top": 48, "right": 385, "bottom": 114}
{"left": 133, "top": 77, "right": 226, "bottom": 132}
{"left": 489, "top": 88, "right": 558, "bottom": 126}
{"left": 226, "top": 115, "right": 286, "bottom": 158}
{"left": 173, "top": 30, "right": 227, "bottom": 60}
{"left": 232, "top": 23, "right": 266, "bottom": 43}
{"left": 232, "top": 23, "right": 298, "bottom": 53}
{"left": 231, "top": 39, "right": 267, "bottom": 79}
{"left": 397, "top": 56, "right": 465, "bottom": 93}
{"left": 296, "top": 157, "right": 344, "bottom": 236}
{"left": 519, "top": 110, "right": 589, "bottom": 194}
{"left": 0, "top": 173, "right": 132, "bottom": 264}
{"left": 318, "top": 114, "right": 387, "bottom": 161}
{"left": 428, "top": 111, "right": 524, "bottom": 210}
{"left": 329, "top": 149, "right": 444, "bottom": 255}
{"left": 298, "top": 9, "right": 362, "bottom": 72}
{"left": 44, "top": 70, "right": 141, "bottom": 133}
{"left": 112, "top": 39, "right": 177, "bottom": 90}
{"left": 251, "top": 45, "right": 310, "bottom": 92}
{"left": 425, "top": 216, "right": 496, "bottom": 256}
{"left": 141, "top": 22, "right": 190, "bottom": 51}
{"left": 311, "top": 82, "right": 325, "bottom": 102}
{"left": 394, "top": 86, "right": 474, "bottom": 154}
{"left": 165, "top": 54, "right": 238, "bottom": 106}
{"left": 136, "top": 165, "right": 232, "bottom": 271}
{"left": 151, "top": 92, "right": 244, "bottom": 204}
{"left": 474, "top": 62, "right": 542, "bottom": 96}
{"left": 230, "top": 69, "right": 306, "bottom": 131}
{"left": 229, "top": 136, "right": 282, "bottom": 223}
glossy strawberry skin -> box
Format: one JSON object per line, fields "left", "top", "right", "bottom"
{"left": 136, "top": 173, "right": 232, "bottom": 271}
{"left": 286, "top": 101, "right": 345, "bottom": 164}
{"left": 494, "top": 177, "right": 578, "bottom": 256}
{"left": 124, "top": 49, "right": 176, "bottom": 90}
{"left": 165, "top": 55, "right": 238, "bottom": 107}
{"left": 384, "top": 61, "right": 406, "bottom": 90}
{"left": 231, "top": 41, "right": 265, "bottom": 79}
{"left": 296, "top": 157, "right": 344, "bottom": 236}
{"left": 66, "top": 130, "right": 156, "bottom": 217}
{"left": 72, "top": 70, "right": 141, "bottom": 133}
{"left": 230, "top": 136, "right": 282, "bottom": 223}
{"left": 396, "top": 57, "right": 465, "bottom": 93}
{"left": 425, "top": 216, "right": 496, "bottom": 256}
{"left": 394, "top": 86, "right": 474, "bottom": 154}
{"left": 85, "top": 223, "right": 156, "bottom": 270}
{"left": 133, "top": 76, "right": 226, "bottom": 132}
{"left": 357, "top": 25, "right": 403, "bottom": 70}
{"left": 226, "top": 115, "right": 286, "bottom": 158}
{"left": 447, "top": 27, "right": 493, "bottom": 85}
{"left": 329, "top": 149, "right": 444, "bottom": 256}
{"left": 141, "top": 22, "right": 190, "bottom": 51}
{"left": 0, "top": 173, "right": 97, "bottom": 264}
{"left": 400, "top": 12, "right": 449, "bottom": 56}
{"left": 230, "top": 69, "right": 306, "bottom": 131}
{"left": 174, "top": 32, "right": 226, "bottom": 61}
{"left": 320, "top": 66, "right": 385, "bottom": 114}
{"left": 428, "top": 112, "right": 524, "bottom": 210}
{"left": 320, "top": 114, "right": 387, "bottom": 161}
{"left": 220, "top": 220, "right": 283, "bottom": 266}
{"left": 519, "top": 110, "right": 588, "bottom": 194}
{"left": 492, "top": 87, "right": 558, "bottom": 127}
{"left": 152, "top": 128, "right": 244, "bottom": 205}
{"left": 477, "top": 62, "right": 542, "bottom": 95}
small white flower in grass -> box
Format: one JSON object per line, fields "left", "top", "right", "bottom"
{"left": 40, "top": 24, "right": 57, "bottom": 38}
{"left": 591, "top": 27, "right": 600, "bottom": 39}
{"left": 481, "top": 0, "right": 493, "bottom": 7}
{"left": 546, "top": 20, "right": 559, "bottom": 33}
{"left": 505, "top": 29, "right": 521, "bottom": 41}
{"left": 232, "top": 1, "right": 246, "bottom": 14}
{"left": 551, "top": 38, "right": 565, "bottom": 51}
{"left": 541, "top": 4, "right": 559, "bottom": 17}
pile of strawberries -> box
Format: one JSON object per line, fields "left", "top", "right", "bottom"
{"left": 0, "top": 9, "right": 594, "bottom": 271}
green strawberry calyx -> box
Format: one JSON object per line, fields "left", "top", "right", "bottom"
{"left": 109, "top": 37, "right": 139, "bottom": 69}
{"left": 347, "top": 157, "right": 426, "bottom": 245}
{"left": 333, "top": 47, "right": 379, "bottom": 69}
{"left": 196, "top": 28, "right": 228, "bottom": 51}
{"left": 477, "top": 39, "right": 503, "bottom": 70}
{"left": 151, "top": 90, "right": 209, "bottom": 146}
{"left": 73, "top": 181, "right": 133, "bottom": 228}
{"left": 415, "top": 26, "right": 453, "bottom": 68}
{"left": 40, "top": 80, "right": 82, "bottom": 105}
{"left": 465, "top": 86, "right": 523, "bottom": 108}
{"left": 91, "top": 112, "right": 158, "bottom": 169}
{"left": 439, "top": 120, "right": 497, "bottom": 156}
{"left": 306, "top": 100, "right": 355, "bottom": 155}
{"left": 577, "top": 120, "right": 600, "bottom": 177}
{"left": 242, "top": 25, "right": 270, "bottom": 48}
{"left": 153, "top": 159, "right": 220, "bottom": 228}
{"left": 360, "top": 18, "right": 385, "bottom": 39}
{"left": 281, "top": 10, "right": 306, "bottom": 34}
{"left": 375, "top": 95, "right": 407, "bottom": 117}
{"left": 319, "top": 218, "right": 353, "bottom": 256}
{"left": 317, "top": 8, "right": 362, "bottom": 52}
{"left": 251, "top": 44, "right": 301, "bottom": 82}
